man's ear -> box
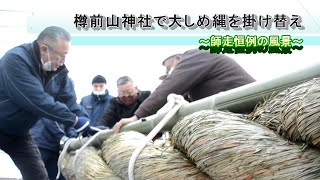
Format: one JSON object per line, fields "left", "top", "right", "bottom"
{"left": 40, "top": 45, "right": 48, "bottom": 55}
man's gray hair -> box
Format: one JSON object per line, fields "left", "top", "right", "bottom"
{"left": 36, "top": 26, "right": 71, "bottom": 47}
{"left": 117, "top": 76, "right": 133, "bottom": 87}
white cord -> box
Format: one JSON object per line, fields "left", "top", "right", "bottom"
{"left": 156, "top": 94, "right": 176, "bottom": 114}
{"left": 56, "top": 137, "right": 77, "bottom": 180}
{"left": 57, "top": 128, "right": 111, "bottom": 179}
{"left": 128, "top": 94, "right": 188, "bottom": 180}
{"left": 57, "top": 94, "right": 187, "bottom": 180}
{"left": 72, "top": 128, "right": 112, "bottom": 169}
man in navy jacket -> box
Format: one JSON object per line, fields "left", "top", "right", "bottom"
{"left": 30, "top": 76, "right": 88, "bottom": 180}
{"left": 80, "top": 75, "right": 113, "bottom": 126}
{"left": 0, "top": 26, "right": 91, "bottom": 180}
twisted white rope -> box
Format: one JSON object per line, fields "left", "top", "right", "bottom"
{"left": 128, "top": 94, "right": 188, "bottom": 180}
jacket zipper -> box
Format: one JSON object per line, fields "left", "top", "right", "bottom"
{"left": 44, "top": 69, "right": 67, "bottom": 90}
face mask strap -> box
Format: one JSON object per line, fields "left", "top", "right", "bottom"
{"left": 41, "top": 48, "right": 53, "bottom": 71}
{"left": 47, "top": 49, "right": 53, "bottom": 69}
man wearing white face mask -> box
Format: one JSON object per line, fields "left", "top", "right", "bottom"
{"left": 0, "top": 26, "right": 92, "bottom": 180}
{"left": 80, "top": 75, "right": 113, "bottom": 126}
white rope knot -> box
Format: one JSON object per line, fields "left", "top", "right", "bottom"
{"left": 157, "top": 94, "right": 188, "bottom": 115}
{"left": 128, "top": 93, "right": 188, "bottom": 180}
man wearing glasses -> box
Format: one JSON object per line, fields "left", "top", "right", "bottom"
{"left": 98, "top": 76, "right": 150, "bottom": 132}
{"left": 0, "top": 26, "right": 91, "bottom": 180}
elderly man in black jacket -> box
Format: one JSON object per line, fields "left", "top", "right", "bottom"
{"left": 98, "top": 76, "right": 150, "bottom": 132}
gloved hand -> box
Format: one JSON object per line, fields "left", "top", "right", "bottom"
{"left": 74, "top": 117, "right": 90, "bottom": 135}
{"left": 59, "top": 135, "right": 70, "bottom": 150}
{"left": 82, "top": 127, "right": 96, "bottom": 137}
{"left": 65, "top": 126, "right": 78, "bottom": 138}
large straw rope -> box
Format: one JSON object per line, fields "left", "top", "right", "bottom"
{"left": 171, "top": 110, "right": 320, "bottom": 180}
{"left": 74, "top": 146, "right": 121, "bottom": 180}
{"left": 101, "top": 131, "right": 211, "bottom": 180}
{"left": 60, "top": 151, "right": 76, "bottom": 180}
{"left": 250, "top": 78, "right": 320, "bottom": 147}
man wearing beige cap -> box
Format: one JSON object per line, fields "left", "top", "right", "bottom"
{"left": 158, "top": 54, "right": 182, "bottom": 80}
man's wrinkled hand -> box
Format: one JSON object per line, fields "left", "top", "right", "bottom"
{"left": 112, "top": 116, "right": 138, "bottom": 133}
{"left": 112, "top": 121, "right": 123, "bottom": 133}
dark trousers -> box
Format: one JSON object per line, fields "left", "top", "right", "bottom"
{"left": 0, "top": 132, "right": 48, "bottom": 180}
{"left": 39, "top": 148, "right": 65, "bottom": 180}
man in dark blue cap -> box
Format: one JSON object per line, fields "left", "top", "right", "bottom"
{"left": 80, "top": 75, "right": 113, "bottom": 126}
